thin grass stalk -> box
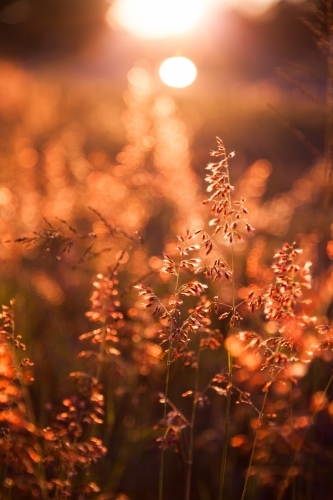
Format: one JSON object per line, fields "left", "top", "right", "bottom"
{"left": 95, "top": 255, "right": 124, "bottom": 384}
{"left": 63, "top": 260, "right": 124, "bottom": 498}
{"left": 96, "top": 321, "right": 107, "bottom": 384}
{"left": 90, "top": 256, "right": 125, "bottom": 443}
{"left": 59, "top": 336, "right": 107, "bottom": 497}
{"left": 276, "top": 371, "right": 333, "bottom": 500}
{"left": 218, "top": 243, "right": 235, "bottom": 500}
{"left": 103, "top": 385, "right": 153, "bottom": 495}
{"left": 292, "top": 475, "right": 296, "bottom": 500}
{"left": 159, "top": 341, "right": 173, "bottom": 500}
{"left": 240, "top": 391, "right": 268, "bottom": 500}
{"left": 289, "top": 381, "right": 296, "bottom": 500}
{"left": 217, "top": 145, "right": 237, "bottom": 500}
{"left": 218, "top": 382, "right": 232, "bottom": 500}
{"left": 241, "top": 336, "right": 285, "bottom": 500}
{"left": 8, "top": 305, "right": 48, "bottom": 500}
{"left": 185, "top": 344, "right": 201, "bottom": 500}
{"left": 159, "top": 252, "right": 184, "bottom": 500}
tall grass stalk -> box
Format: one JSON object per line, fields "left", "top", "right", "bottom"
{"left": 6, "top": 302, "right": 48, "bottom": 500}
{"left": 159, "top": 253, "right": 183, "bottom": 500}
{"left": 240, "top": 336, "right": 290, "bottom": 500}
{"left": 159, "top": 342, "right": 173, "bottom": 500}
{"left": 217, "top": 143, "right": 236, "bottom": 500}
{"left": 240, "top": 391, "right": 268, "bottom": 500}
{"left": 185, "top": 344, "right": 201, "bottom": 500}
{"left": 220, "top": 282, "right": 236, "bottom": 500}
{"left": 218, "top": 380, "right": 231, "bottom": 500}
{"left": 276, "top": 371, "right": 333, "bottom": 500}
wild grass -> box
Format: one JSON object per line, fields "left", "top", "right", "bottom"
{"left": 2, "top": 115, "right": 333, "bottom": 499}
{"left": 1, "top": 4, "right": 333, "bottom": 499}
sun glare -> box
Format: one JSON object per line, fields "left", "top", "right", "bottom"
{"left": 159, "top": 57, "right": 197, "bottom": 88}
{"left": 108, "top": 0, "right": 205, "bottom": 39}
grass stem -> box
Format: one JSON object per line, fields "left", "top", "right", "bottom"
{"left": 159, "top": 340, "right": 173, "bottom": 500}
{"left": 277, "top": 371, "right": 333, "bottom": 500}
{"left": 218, "top": 242, "right": 235, "bottom": 500}
{"left": 240, "top": 391, "right": 268, "bottom": 500}
{"left": 185, "top": 345, "right": 201, "bottom": 500}
{"left": 218, "top": 373, "right": 232, "bottom": 500}
{"left": 8, "top": 305, "right": 48, "bottom": 500}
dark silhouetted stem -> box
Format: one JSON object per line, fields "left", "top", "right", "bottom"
{"left": 159, "top": 341, "right": 173, "bottom": 500}
{"left": 218, "top": 243, "right": 234, "bottom": 500}
{"left": 185, "top": 346, "right": 201, "bottom": 500}
{"left": 241, "top": 392, "right": 268, "bottom": 500}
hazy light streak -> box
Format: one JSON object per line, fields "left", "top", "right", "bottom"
{"left": 107, "top": 0, "right": 304, "bottom": 39}
{"left": 107, "top": 0, "right": 205, "bottom": 38}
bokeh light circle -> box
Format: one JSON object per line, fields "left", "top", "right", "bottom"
{"left": 159, "top": 57, "right": 197, "bottom": 88}
{"left": 108, "top": 0, "right": 205, "bottom": 39}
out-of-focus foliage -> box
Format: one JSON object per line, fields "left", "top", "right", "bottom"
{"left": 1, "top": 20, "right": 333, "bottom": 497}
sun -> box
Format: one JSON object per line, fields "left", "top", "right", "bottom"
{"left": 107, "top": 0, "right": 205, "bottom": 39}
{"left": 159, "top": 57, "right": 197, "bottom": 88}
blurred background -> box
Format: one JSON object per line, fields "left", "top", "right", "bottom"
{"left": 0, "top": 0, "right": 328, "bottom": 309}
{"left": 0, "top": 0, "right": 324, "bottom": 174}
{"left": 1, "top": 1, "right": 333, "bottom": 499}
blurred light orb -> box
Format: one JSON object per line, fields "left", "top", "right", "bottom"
{"left": 108, "top": 0, "right": 205, "bottom": 38}
{"left": 159, "top": 57, "right": 197, "bottom": 88}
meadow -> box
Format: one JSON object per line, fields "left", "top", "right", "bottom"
{"left": 1, "top": 3, "right": 333, "bottom": 500}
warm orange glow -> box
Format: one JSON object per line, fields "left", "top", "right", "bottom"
{"left": 31, "top": 271, "right": 65, "bottom": 305}
{"left": 327, "top": 240, "right": 333, "bottom": 260}
{"left": 234, "top": 0, "right": 280, "bottom": 17}
{"left": 230, "top": 434, "right": 246, "bottom": 447}
{"left": 225, "top": 335, "right": 243, "bottom": 357}
{"left": 310, "top": 391, "right": 328, "bottom": 413}
{"left": 210, "top": 0, "right": 282, "bottom": 17}
{"left": 108, "top": 0, "right": 205, "bottom": 39}
{"left": 107, "top": 0, "right": 292, "bottom": 38}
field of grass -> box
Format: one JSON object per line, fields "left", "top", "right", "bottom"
{"left": 1, "top": 4, "right": 333, "bottom": 499}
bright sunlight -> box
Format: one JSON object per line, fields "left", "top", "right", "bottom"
{"left": 108, "top": 0, "right": 205, "bottom": 39}
{"left": 159, "top": 57, "right": 197, "bottom": 88}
